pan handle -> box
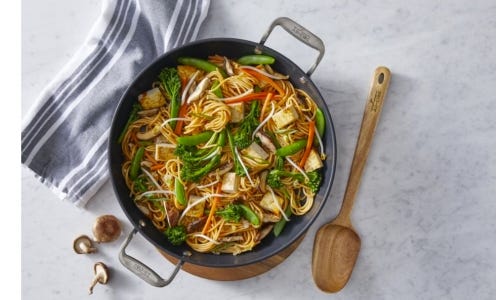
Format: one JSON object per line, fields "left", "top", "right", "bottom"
{"left": 256, "top": 17, "right": 325, "bottom": 78}
{"left": 118, "top": 223, "right": 191, "bottom": 287}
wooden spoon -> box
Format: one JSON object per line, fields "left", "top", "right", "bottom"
{"left": 312, "top": 66, "right": 391, "bottom": 293}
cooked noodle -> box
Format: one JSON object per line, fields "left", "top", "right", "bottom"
{"left": 120, "top": 54, "right": 326, "bottom": 255}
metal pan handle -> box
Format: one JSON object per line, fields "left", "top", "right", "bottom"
{"left": 256, "top": 17, "right": 325, "bottom": 77}
{"left": 118, "top": 223, "right": 191, "bottom": 287}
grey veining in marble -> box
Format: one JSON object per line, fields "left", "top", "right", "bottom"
{"left": 22, "top": 0, "right": 495, "bottom": 299}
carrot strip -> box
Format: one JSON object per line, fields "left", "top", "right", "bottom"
{"left": 224, "top": 92, "right": 278, "bottom": 104}
{"left": 241, "top": 69, "right": 285, "bottom": 96}
{"left": 259, "top": 93, "right": 274, "bottom": 122}
{"left": 150, "top": 164, "right": 164, "bottom": 171}
{"left": 144, "top": 151, "right": 157, "bottom": 164}
{"left": 174, "top": 103, "right": 189, "bottom": 135}
{"left": 299, "top": 121, "right": 316, "bottom": 168}
{"left": 202, "top": 182, "right": 222, "bottom": 235}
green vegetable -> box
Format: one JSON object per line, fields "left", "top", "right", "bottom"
{"left": 315, "top": 108, "right": 326, "bottom": 137}
{"left": 226, "top": 128, "right": 245, "bottom": 176}
{"left": 211, "top": 80, "right": 223, "bottom": 98}
{"left": 164, "top": 225, "right": 187, "bottom": 246}
{"left": 177, "top": 130, "right": 215, "bottom": 146}
{"left": 266, "top": 170, "right": 322, "bottom": 193}
{"left": 175, "top": 132, "right": 226, "bottom": 182}
{"left": 275, "top": 139, "right": 307, "bottom": 157}
{"left": 234, "top": 100, "right": 260, "bottom": 149}
{"left": 117, "top": 103, "right": 141, "bottom": 143}
{"left": 158, "top": 68, "right": 181, "bottom": 128}
{"left": 181, "top": 153, "right": 221, "bottom": 182}
{"left": 130, "top": 147, "right": 145, "bottom": 180}
{"left": 273, "top": 204, "right": 292, "bottom": 237}
{"left": 178, "top": 57, "right": 227, "bottom": 78}
{"left": 237, "top": 54, "right": 275, "bottom": 65}
{"left": 133, "top": 176, "right": 148, "bottom": 193}
{"left": 238, "top": 204, "right": 260, "bottom": 226}
{"left": 174, "top": 177, "right": 186, "bottom": 206}
{"left": 215, "top": 203, "right": 242, "bottom": 222}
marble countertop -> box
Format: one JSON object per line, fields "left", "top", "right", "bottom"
{"left": 22, "top": 0, "right": 495, "bottom": 299}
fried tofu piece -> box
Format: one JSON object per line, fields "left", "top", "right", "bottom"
{"left": 304, "top": 149, "right": 323, "bottom": 172}
{"left": 272, "top": 106, "right": 299, "bottom": 128}
{"left": 138, "top": 87, "right": 166, "bottom": 109}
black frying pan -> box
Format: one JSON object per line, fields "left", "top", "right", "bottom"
{"left": 108, "top": 17, "right": 337, "bottom": 286}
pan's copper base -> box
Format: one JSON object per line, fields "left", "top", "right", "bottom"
{"left": 158, "top": 234, "right": 305, "bottom": 281}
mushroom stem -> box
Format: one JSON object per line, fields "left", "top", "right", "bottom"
{"left": 79, "top": 241, "right": 96, "bottom": 254}
{"left": 88, "top": 276, "right": 99, "bottom": 295}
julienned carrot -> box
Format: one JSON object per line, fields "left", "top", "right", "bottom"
{"left": 144, "top": 151, "right": 158, "bottom": 164}
{"left": 299, "top": 121, "right": 316, "bottom": 168}
{"left": 224, "top": 92, "right": 278, "bottom": 105}
{"left": 202, "top": 182, "right": 222, "bottom": 234}
{"left": 150, "top": 164, "right": 164, "bottom": 171}
{"left": 241, "top": 69, "right": 285, "bottom": 96}
{"left": 260, "top": 93, "right": 274, "bottom": 122}
{"left": 174, "top": 102, "right": 189, "bottom": 135}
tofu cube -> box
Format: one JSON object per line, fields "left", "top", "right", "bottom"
{"left": 221, "top": 172, "right": 239, "bottom": 193}
{"left": 304, "top": 149, "right": 323, "bottom": 172}
{"left": 138, "top": 87, "right": 166, "bottom": 109}
{"left": 260, "top": 192, "right": 283, "bottom": 215}
{"left": 228, "top": 103, "right": 245, "bottom": 123}
{"left": 242, "top": 142, "right": 269, "bottom": 160}
{"left": 186, "top": 195, "right": 205, "bottom": 218}
{"left": 155, "top": 144, "right": 175, "bottom": 161}
{"left": 271, "top": 106, "right": 299, "bottom": 128}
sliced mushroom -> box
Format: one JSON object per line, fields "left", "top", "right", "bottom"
{"left": 73, "top": 235, "right": 97, "bottom": 254}
{"left": 92, "top": 215, "right": 122, "bottom": 243}
{"left": 256, "top": 131, "right": 276, "bottom": 153}
{"left": 255, "top": 225, "right": 274, "bottom": 242}
{"left": 137, "top": 108, "right": 159, "bottom": 117}
{"left": 186, "top": 216, "right": 208, "bottom": 233}
{"left": 220, "top": 235, "right": 244, "bottom": 242}
{"left": 187, "top": 77, "right": 210, "bottom": 104}
{"left": 262, "top": 213, "right": 281, "bottom": 223}
{"left": 259, "top": 170, "right": 269, "bottom": 193}
{"left": 88, "top": 262, "right": 109, "bottom": 295}
{"left": 136, "top": 125, "right": 161, "bottom": 140}
{"left": 208, "top": 162, "right": 234, "bottom": 177}
{"left": 223, "top": 56, "right": 234, "bottom": 76}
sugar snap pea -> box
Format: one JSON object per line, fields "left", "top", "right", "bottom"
{"left": 275, "top": 139, "right": 307, "bottom": 157}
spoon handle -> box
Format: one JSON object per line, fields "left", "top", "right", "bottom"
{"left": 335, "top": 66, "right": 391, "bottom": 227}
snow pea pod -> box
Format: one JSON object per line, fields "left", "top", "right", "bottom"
{"left": 130, "top": 146, "right": 145, "bottom": 180}
{"left": 237, "top": 54, "right": 275, "bottom": 65}
{"left": 238, "top": 204, "right": 260, "bottom": 226}
{"left": 178, "top": 57, "right": 227, "bottom": 78}
{"left": 275, "top": 139, "right": 307, "bottom": 157}
{"left": 177, "top": 131, "right": 215, "bottom": 146}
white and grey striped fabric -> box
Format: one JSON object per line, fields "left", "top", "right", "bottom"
{"left": 21, "top": 0, "right": 210, "bottom": 207}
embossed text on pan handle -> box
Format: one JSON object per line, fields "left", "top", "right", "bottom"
{"left": 257, "top": 17, "right": 325, "bottom": 77}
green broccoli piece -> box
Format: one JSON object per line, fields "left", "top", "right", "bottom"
{"left": 180, "top": 154, "right": 221, "bottom": 182}
{"left": 158, "top": 68, "right": 181, "bottom": 128}
{"left": 164, "top": 225, "right": 187, "bottom": 246}
{"left": 266, "top": 170, "right": 323, "bottom": 193}
{"left": 215, "top": 203, "right": 242, "bottom": 222}
{"left": 233, "top": 101, "right": 260, "bottom": 149}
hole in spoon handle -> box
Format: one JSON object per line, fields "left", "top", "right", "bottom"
{"left": 336, "top": 66, "right": 391, "bottom": 226}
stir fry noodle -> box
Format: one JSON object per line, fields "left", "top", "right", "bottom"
{"left": 120, "top": 54, "right": 326, "bottom": 255}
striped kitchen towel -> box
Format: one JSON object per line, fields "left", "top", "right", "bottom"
{"left": 21, "top": 0, "right": 210, "bottom": 207}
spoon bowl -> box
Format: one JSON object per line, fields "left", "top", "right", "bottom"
{"left": 312, "top": 66, "right": 391, "bottom": 293}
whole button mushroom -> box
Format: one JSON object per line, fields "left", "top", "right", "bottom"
{"left": 73, "top": 235, "right": 97, "bottom": 254}
{"left": 92, "top": 215, "right": 122, "bottom": 243}
{"left": 88, "top": 262, "right": 109, "bottom": 294}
